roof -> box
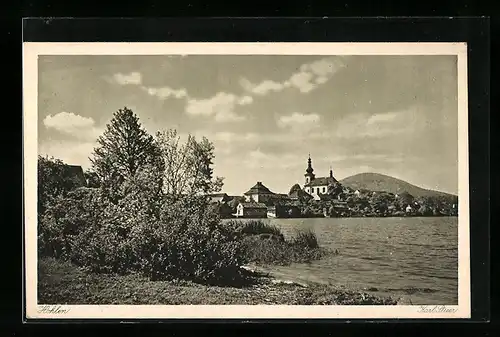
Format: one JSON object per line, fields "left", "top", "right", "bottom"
{"left": 289, "top": 188, "right": 313, "bottom": 200}
{"left": 244, "top": 182, "right": 274, "bottom": 195}
{"left": 238, "top": 202, "right": 267, "bottom": 209}
{"left": 64, "top": 165, "right": 86, "bottom": 186}
{"left": 207, "top": 193, "right": 230, "bottom": 203}
{"left": 304, "top": 176, "right": 338, "bottom": 187}
{"left": 208, "top": 193, "right": 229, "bottom": 197}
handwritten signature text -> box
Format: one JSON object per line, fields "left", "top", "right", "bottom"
{"left": 37, "top": 305, "right": 70, "bottom": 314}
{"left": 418, "top": 305, "right": 457, "bottom": 313}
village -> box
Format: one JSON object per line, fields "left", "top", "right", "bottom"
{"left": 206, "top": 155, "right": 458, "bottom": 219}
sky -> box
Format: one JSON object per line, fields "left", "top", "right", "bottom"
{"left": 38, "top": 54, "right": 459, "bottom": 195}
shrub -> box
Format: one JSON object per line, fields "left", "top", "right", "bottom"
{"left": 226, "top": 219, "right": 281, "bottom": 236}
{"left": 133, "top": 195, "right": 248, "bottom": 284}
{"left": 242, "top": 227, "right": 324, "bottom": 265}
{"left": 290, "top": 228, "right": 319, "bottom": 249}
{"left": 38, "top": 187, "right": 107, "bottom": 259}
{"left": 40, "top": 185, "right": 248, "bottom": 284}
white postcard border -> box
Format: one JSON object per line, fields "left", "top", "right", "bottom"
{"left": 23, "top": 42, "right": 470, "bottom": 319}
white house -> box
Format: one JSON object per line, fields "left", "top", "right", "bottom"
{"left": 235, "top": 202, "right": 268, "bottom": 218}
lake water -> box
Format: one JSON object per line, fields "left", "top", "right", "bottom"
{"left": 240, "top": 217, "right": 458, "bottom": 305}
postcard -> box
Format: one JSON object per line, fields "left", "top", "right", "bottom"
{"left": 23, "top": 42, "right": 470, "bottom": 319}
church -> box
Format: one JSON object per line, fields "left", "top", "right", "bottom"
{"left": 303, "top": 155, "right": 339, "bottom": 199}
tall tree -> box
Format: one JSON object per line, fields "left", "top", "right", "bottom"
{"left": 90, "top": 107, "right": 161, "bottom": 200}
{"left": 155, "top": 129, "right": 224, "bottom": 197}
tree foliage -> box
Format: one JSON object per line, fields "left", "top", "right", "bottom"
{"left": 90, "top": 107, "right": 162, "bottom": 201}
{"left": 288, "top": 184, "right": 302, "bottom": 195}
{"left": 84, "top": 170, "right": 100, "bottom": 188}
{"left": 327, "top": 182, "right": 343, "bottom": 197}
{"left": 155, "top": 129, "right": 224, "bottom": 197}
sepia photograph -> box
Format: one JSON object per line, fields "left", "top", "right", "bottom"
{"left": 23, "top": 42, "right": 470, "bottom": 319}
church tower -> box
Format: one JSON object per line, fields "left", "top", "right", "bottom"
{"left": 304, "top": 154, "right": 316, "bottom": 184}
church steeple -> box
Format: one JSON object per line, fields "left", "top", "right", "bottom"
{"left": 304, "top": 154, "right": 315, "bottom": 184}
{"left": 306, "top": 154, "right": 314, "bottom": 174}
{"left": 329, "top": 166, "right": 333, "bottom": 178}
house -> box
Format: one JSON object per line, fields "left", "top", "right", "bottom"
{"left": 64, "top": 165, "right": 87, "bottom": 187}
{"left": 289, "top": 188, "right": 314, "bottom": 202}
{"left": 267, "top": 204, "right": 301, "bottom": 218}
{"left": 243, "top": 181, "right": 292, "bottom": 206}
{"left": 303, "top": 155, "right": 339, "bottom": 197}
{"left": 244, "top": 181, "right": 275, "bottom": 203}
{"left": 213, "top": 202, "right": 233, "bottom": 218}
{"left": 405, "top": 204, "right": 413, "bottom": 214}
{"left": 207, "top": 193, "right": 231, "bottom": 204}
{"left": 235, "top": 202, "right": 268, "bottom": 218}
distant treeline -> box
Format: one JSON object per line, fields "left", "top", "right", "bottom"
{"left": 299, "top": 188, "right": 459, "bottom": 218}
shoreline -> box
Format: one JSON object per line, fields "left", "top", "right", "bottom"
{"left": 223, "top": 215, "right": 458, "bottom": 220}
{"left": 38, "top": 257, "right": 400, "bottom": 306}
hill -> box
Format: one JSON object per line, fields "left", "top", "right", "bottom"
{"left": 340, "top": 173, "right": 457, "bottom": 199}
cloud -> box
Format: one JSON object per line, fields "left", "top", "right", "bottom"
{"left": 300, "top": 56, "right": 346, "bottom": 77}
{"left": 238, "top": 95, "right": 253, "bottom": 105}
{"left": 288, "top": 71, "right": 315, "bottom": 93}
{"left": 214, "top": 131, "right": 235, "bottom": 143}
{"left": 43, "top": 111, "right": 103, "bottom": 141}
{"left": 44, "top": 111, "right": 94, "bottom": 130}
{"left": 108, "top": 70, "right": 188, "bottom": 101}
{"left": 334, "top": 108, "right": 422, "bottom": 139}
{"left": 213, "top": 131, "right": 259, "bottom": 143}
{"left": 240, "top": 56, "right": 347, "bottom": 96}
{"left": 142, "top": 86, "right": 188, "bottom": 100}
{"left": 39, "top": 140, "right": 96, "bottom": 169}
{"left": 243, "top": 149, "right": 305, "bottom": 170}
{"left": 251, "top": 80, "right": 288, "bottom": 95}
{"left": 367, "top": 112, "right": 399, "bottom": 125}
{"left": 185, "top": 91, "right": 251, "bottom": 122}
{"left": 331, "top": 153, "right": 405, "bottom": 164}
{"left": 111, "top": 71, "right": 142, "bottom": 85}
{"left": 315, "top": 76, "right": 328, "bottom": 84}
{"left": 277, "top": 112, "right": 320, "bottom": 131}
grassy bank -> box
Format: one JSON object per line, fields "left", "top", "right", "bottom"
{"left": 229, "top": 220, "right": 329, "bottom": 265}
{"left": 39, "top": 257, "right": 397, "bottom": 305}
